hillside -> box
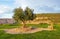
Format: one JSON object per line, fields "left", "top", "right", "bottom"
{"left": 0, "top": 13, "right": 60, "bottom": 24}
{"left": 36, "top": 13, "right": 60, "bottom": 23}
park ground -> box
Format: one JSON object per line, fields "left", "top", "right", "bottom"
{"left": 0, "top": 23, "right": 60, "bottom": 39}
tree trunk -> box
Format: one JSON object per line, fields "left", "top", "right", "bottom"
{"left": 22, "top": 21, "right": 27, "bottom": 28}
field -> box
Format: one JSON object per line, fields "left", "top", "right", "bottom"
{"left": 0, "top": 24, "right": 60, "bottom": 39}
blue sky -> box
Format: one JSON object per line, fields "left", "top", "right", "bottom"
{"left": 0, "top": 0, "right": 60, "bottom": 18}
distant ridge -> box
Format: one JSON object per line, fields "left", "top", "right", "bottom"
{"left": 35, "top": 13, "right": 60, "bottom": 14}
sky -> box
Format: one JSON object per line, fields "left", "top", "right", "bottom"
{"left": 0, "top": 0, "right": 60, "bottom": 18}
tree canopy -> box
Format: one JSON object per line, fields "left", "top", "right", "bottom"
{"left": 13, "top": 7, "right": 36, "bottom": 27}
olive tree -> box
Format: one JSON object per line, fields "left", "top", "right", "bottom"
{"left": 13, "top": 7, "right": 36, "bottom": 28}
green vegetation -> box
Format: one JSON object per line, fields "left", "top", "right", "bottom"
{"left": 0, "top": 23, "right": 49, "bottom": 29}
{"left": 26, "top": 23, "right": 49, "bottom": 28}
{"left": 0, "top": 24, "right": 21, "bottom": 29}
{"left": 0, "top": 24, "right": 60, "bottom": 39}
{"left": 13, "top": 7, "right": 36, "bottom": 27}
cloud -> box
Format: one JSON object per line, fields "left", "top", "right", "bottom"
{"left": 14, "top": 0, "right": 60, "bottom": 13}
{"left": 14, "top": 0, "right": 28, "bottom": 9}
{"left": 0, "top": 5, "right": 14, "bottom": 18}
{"left": 0, "top": 5, "right": 13, "bottom": 14}
{"left": 54, "top": 6, "right": 60, "bottom": 11}
{"left": 0, "top": 0, "right": 60, "bottom": 18}
{"left": 0, "top": 13, "right": 13, "bottom": 18}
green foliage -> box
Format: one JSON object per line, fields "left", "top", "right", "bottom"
{"left": 13, "top": 7, "right": 36, "bottom": 24}
{"left": 13, "top": 7, "right": 24, "bottom": 22}
{"left": 25, "top": 7, "right": 36, "bottom": 20}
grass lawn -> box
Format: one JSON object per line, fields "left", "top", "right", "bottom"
{"left": 0, "top": 24, "right": 60, "bottom": 39}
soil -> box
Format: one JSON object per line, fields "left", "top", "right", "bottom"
{"left": 4, "top": 27, "right": 54, "bottom": 34}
